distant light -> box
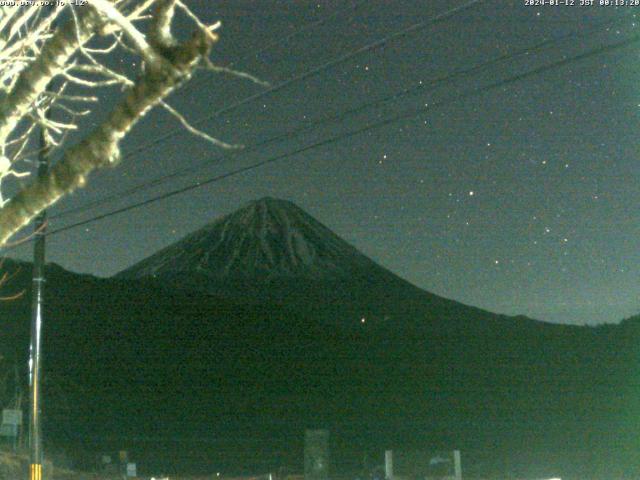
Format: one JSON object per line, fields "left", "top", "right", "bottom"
{"left": 468, "top": 191, "right": 474, "bottom": 196}
{"left": 361, "top": 317, "right": 366, "bottom": 323}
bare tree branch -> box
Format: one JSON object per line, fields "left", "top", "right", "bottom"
{"left": 90, "top": 0, "right": 162, "bottom": 66}
{"left": 0, "top": 20, "right": 217, "bottom": 246}
{"left": 0, "top": 0, "right": 237, "bottom": 248}
{"left": 160, "top": 100, "right": 240, "bottom": 149}
{"left": 0, "top": 7, "right": 100, "bottom": 148}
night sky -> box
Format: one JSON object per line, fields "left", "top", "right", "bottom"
{"left": 6, "top": 0, "right": 640, "bottom": 325}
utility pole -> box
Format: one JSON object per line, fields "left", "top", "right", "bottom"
{"left": 384, "top": 450, "right": 393, "bottom": 480}
{"left": 453, "top": 450, "right": 462, "bottom": 480}
{"left": 28, "top": 109, "right": 51, "bottom": 480}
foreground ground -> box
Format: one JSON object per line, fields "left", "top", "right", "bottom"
{"left": 0, "top": 450, "right": 235, "bottom": 480}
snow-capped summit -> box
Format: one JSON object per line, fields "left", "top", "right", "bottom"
{"left": 117, "top": 197, "right": 378, "bottom": 282}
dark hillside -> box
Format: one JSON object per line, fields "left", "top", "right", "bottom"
{"left": 0, "top": 198, "right": 638, "bottom": 478}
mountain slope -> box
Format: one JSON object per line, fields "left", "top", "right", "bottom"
{"left": 2, "top": 198, "right": 639, "bottom": 478}
{"left": 115, "top": 197, "right": 528, "bottom": 329}
{"left": 1, "top": 258, "right": 637, "bottom": 478}
{"left": 118, "top": 197, "right": 378, "bottom": 282}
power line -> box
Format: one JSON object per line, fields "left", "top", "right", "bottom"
{"left": 119, "top": 0, "right": 486, "bottom": 161}
{"left": 42, "top": 34, "right": 640, "bottom": 240}
{"left": 181, "top": 0, "right": 370, "bottom": 95}
{"left": 50, "top": 0, "right": 487, "bottom": 221}
{"left": 50, "top": 13, "right": 629, "bottom": 221}
{"left": 23, "top": 0, "right": 374, "bottom": 225}
{"left": 51, "top": 0, "right": 487, "bottom": 220}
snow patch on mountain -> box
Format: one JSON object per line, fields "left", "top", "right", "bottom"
{"left": 117, "top": 197, "right": 376, "bottom": 281}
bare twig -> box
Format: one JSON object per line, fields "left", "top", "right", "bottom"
{"left": 203, "top": 57, "right": 270, "bottom": 87}
{"left": 160, "top": 100, "right": 240, "bottom": 149}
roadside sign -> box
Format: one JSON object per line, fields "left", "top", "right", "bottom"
{"left": 2, "top": 409, "right": 22, "bottom": 426}
{"left": 126, "top": 462, "right": 136, "bottom": 477}
{"left": 0, "top": 424, "right": 17, "bottom": 437}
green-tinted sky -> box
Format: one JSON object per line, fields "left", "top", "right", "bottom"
{"left": 7, "top": 0, "right": 640, "bottom": 325}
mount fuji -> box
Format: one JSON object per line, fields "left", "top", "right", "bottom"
{"left": 118, "top": 197, "right": 375, "bottom": 281}
{"left": 116, "top": 196, "right": 466, "bottom": 315}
